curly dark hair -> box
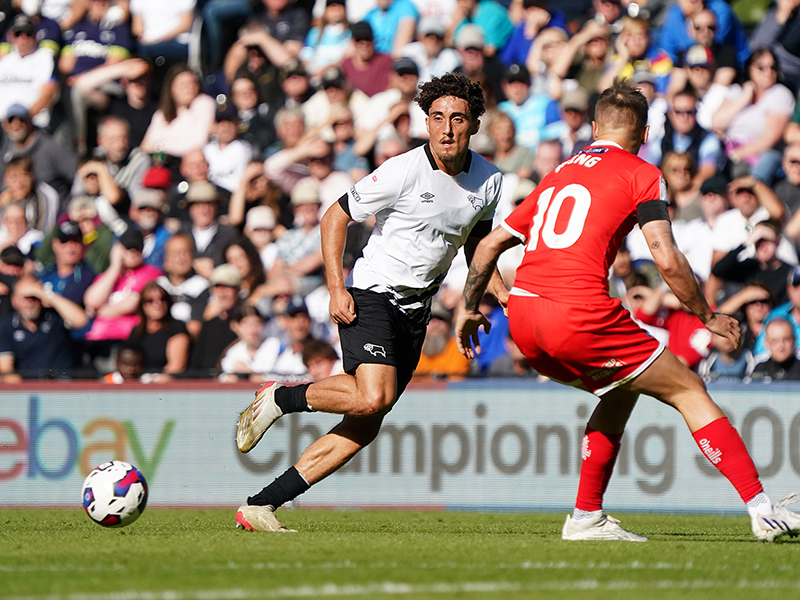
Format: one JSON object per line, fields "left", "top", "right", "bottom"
{"left": 415, "top": 73, "right": 486, "bottom": 122}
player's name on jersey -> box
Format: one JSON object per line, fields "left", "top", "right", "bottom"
{"left": 554, "top": 148, "right": 608, "bottom": 174}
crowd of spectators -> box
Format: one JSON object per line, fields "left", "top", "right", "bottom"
{"left": 2, "top": 0, "right": 800, "bottom": 384}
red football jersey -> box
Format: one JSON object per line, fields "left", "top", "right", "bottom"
{"left": 503, "top": 142, "right": 667, "bottom": 304}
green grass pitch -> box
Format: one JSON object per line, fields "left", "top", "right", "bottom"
{"left": 3, "top": 509, "right": 800, "bottom": 600}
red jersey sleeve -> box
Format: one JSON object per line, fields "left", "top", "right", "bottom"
{"left": 630, "top": 161, "right": 668, "bottom": 212}
{"left": 502, "top": 184, "right": 540, "bottom": 242}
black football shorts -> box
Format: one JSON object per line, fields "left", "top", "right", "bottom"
{"left": 338, "top": 288, "right": 427, "bottom": 395}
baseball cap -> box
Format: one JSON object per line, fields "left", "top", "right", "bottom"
{"left": 560, "top": 87, "right": 590, "bottom": 112}
{"left": 418, "top": 16, "right": 446, "bottom": 38}
{"left": 700, "top": 173, "right": 729, "bottom": 195}
{"left": 118, "top": 227, "right": 144, "bottom": 251}
{"left": 215, "top": 102, "right": 239, "bottom": 122}
{"left": 0, "top": 245, "right": 25, "bottom": 267}
{"left": 5, "top": 103, "right": 30, "bottom": 121}
{"left": 685, "top": 44, "right": 715, "bottom": 69}
{"left": 290, "top": 179, "right": 321, "bottom": 206}
{"left": 351, "top": 21, "right": 374, "bottom": 42}
{"left": 10, "top": 15, "right": 35, "bottom": 35}
{"left": 185, "top": 181, "right": 220, "bottom": 203}
{"left": 284, "top": 296, "right": 309, "bottom": 317}
{"left": 210, "top": 263, "right": 242, "bottom": 287}
{"left": 131, "top": 188, "right": 164, "bottom": 210}
{"left": 393, "top": 57, "right": 419, "bottom": 76}
{"left": 504, "top": 63, "right": 530, "bottom": 85}
{"left": 455, "top": 24, "right": 484, "bottom": 50}
{"left": 245, "top": 205, "right": 276, "bottom": 230}
{"left": 631, "top": 68, "right": 656, "bottom": 85}
{"left": 320, "top": 67, "right": 346, "bottom": 89}
{"left": 280, "top": 59, "right": 308, "bottom": 81}
{"left": 142, "top": 165, "right": 172, "bottom": 189}
{"left": 56, "top": 220, "right": 83, "bottom": 243}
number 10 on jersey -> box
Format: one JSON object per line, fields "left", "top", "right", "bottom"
{"left": 527, "top": 184, "right": 591, "bottom": 251}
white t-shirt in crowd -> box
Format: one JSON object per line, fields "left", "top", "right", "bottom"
{"left": 203, "top": 139, "right": 254, "bottom": 193}
{"left": 0, "top": 49, "right": 55, "bottom": 128}
{"left": 724, "top": 83, "right": 795, "bottom": 146}
{"left": 130, "top": 0, "right": 196, "bottom": 45}
{"left": 712, "top": 206, "right": 798, "bottom": 265}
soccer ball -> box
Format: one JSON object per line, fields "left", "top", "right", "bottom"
{"left": 81, "top": 461, "right": 148, "bottom": 527}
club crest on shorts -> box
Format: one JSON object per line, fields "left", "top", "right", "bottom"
{"left": 363, "top": 343, "right": 386, "bottom": 357}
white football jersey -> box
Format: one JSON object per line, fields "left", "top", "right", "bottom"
{"left": 343, "top": 144, "right": 502, "bottom": 318}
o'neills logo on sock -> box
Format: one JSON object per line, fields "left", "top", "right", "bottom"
{"left": 698, "top": 438, "right": 722, "bottom": 464}
{"left": 581, "top": 435, "right": 591, "bottom": 461}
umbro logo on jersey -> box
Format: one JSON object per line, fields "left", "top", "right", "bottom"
{"left": 420, "top": 192, "right": 435, "bottom": 203}
{"left": 467, "top": 195, "right": 483, "bottom": 210}
{"left": 363, "top": 343, "right": 386, "bottom": 357}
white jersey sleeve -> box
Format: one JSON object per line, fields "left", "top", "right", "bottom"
{"left": 344, "top": 155, "right": 411, "bottom": 222}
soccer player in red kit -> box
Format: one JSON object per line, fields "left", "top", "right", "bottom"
{"left": 455, "top": 79, "right": 800, "bottom": 542}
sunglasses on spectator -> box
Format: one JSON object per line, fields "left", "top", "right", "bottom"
{"left": 672, "top": 109, "right": 696, "bottom": 116}
{"left": 23, "top": 295, "right": 40, "bottom": 301}
{"left": 733, "top": 187, "right": 754, "bottom": 195}
{"left": 694, "top": 24, "right": 715, "bottom": 31}
{"left": 745, "top": 299, "right": 771, "bottom": 307}
{"left": 12, "top": 30, "right": 34, "bottom": 38}
{"left": 792, "top": 272, "right": 800, "bottom": 287}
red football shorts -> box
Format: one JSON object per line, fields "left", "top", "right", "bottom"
{"left": 507, "top": 292, "right": 665, "bottom": 396}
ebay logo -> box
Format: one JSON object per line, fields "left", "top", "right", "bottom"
{"left": 0, "top": 396, "right": 174, "bottom": 480}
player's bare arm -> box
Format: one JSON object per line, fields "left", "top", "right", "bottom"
{"left": 320, "top": 201, "right": 356, "bottom": 325}
{"left": 463, "top": 235, "right": 510, "bottom": 309}
{"left": 641, "top": 218, "right": 741, "bottom": 348}
{"left": 456, "top": 227, "right": 520, "bottom": 359}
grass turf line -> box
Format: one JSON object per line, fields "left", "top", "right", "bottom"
{"left": 2, "top": 509, "right": 800, "bottom": 600}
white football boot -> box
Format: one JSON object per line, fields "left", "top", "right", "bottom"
{"left": 237, "top": 381, "right": 284, "bottom": 453}
{"left": 235, "top": 504, "right": 296, "bottom": 532}
{"left": 562, "top": 513, "right": 648, "bottom": 542}
{"left": 749, "top": 493, "right": 800, "bottom": 542}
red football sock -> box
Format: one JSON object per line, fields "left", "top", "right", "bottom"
{"left": 575, "top": 427, "right": 623, "bottom": 512}
{"left": 692, "top": 417, "right": 763, "bottom": 504}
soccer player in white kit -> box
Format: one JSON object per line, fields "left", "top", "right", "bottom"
{"left": 234, "top": 73, "right": 508, "bottom": 532}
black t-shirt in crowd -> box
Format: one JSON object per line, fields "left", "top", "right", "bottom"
{"left": 129, "top": 319, "right": 188, "bottom": 374}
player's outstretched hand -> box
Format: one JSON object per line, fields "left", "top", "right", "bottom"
{"left": 329, "top": 287, "right": 356, "bottom": 325}
{"left": 705, "top": 312, "right": 742, "bottom": 349}
{"left": 455, "top": 310, "right": 491, "bottom": 360}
